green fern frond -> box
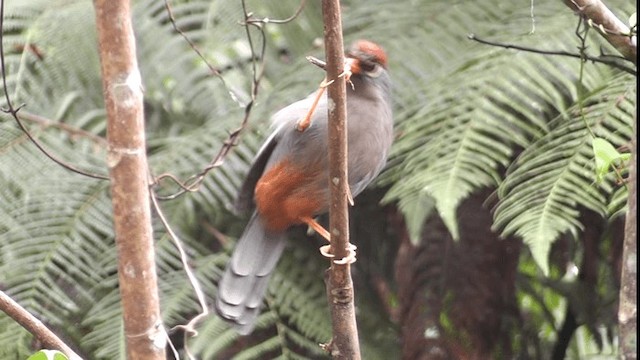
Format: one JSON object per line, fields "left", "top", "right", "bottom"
{"left": 377, "top": 0, "right": 624, "bottom": 242}
{"left": 80, "top": 288, "right": 125, "bottom": 359}
{"left": 1, "top": 0, "right": 635, "bottom": 357}
{"left": 493, "top": 73, "right": 635, "bottom": 274}
{"left": 0, "top": 320, "right": 32, "bottom": 359}
{"left": 188, "top": 245, "right": 331, "bottom": 359}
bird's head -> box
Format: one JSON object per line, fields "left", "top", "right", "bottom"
{"left": 345, "top": 40, "right": 388, "bottom": 78}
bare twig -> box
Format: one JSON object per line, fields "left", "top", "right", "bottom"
{"left": 163, "top": 0, "right": 240, "bottom": 105}
{"left": 320, "top": 0, "right": 361, "bottom": 359}
{"left": 562, "top": 0, "right": 637, "bottom": 65}
{"left": 150, "top": 191, "right": 208, "bottom": 360}
{"left": 467, "top": 33, "right": 636, "bottom": 76}
{"left": 0, "top": 108, "right": 110, "bottom": 180}
{"left": 0, "top": 1, "right": 109, "bottom": 181}
{"left": 16, "top": 111, "right": 108, "bottom": 146}
{"left": 243, "top": 0, "right": 307, "bottom": 25}
{"left": 0, "top": 290, "right": 83, "bottom": 360}
{"left": 154, "top": 0, "right": 268, "bottom": 200}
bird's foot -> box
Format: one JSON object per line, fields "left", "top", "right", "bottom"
{"left": 319, "top": 243, "right": 357, "bottom": 265}
{"left": 319, "top": 244, "right": 334, "bottom": 258}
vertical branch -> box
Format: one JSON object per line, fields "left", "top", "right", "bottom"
{"left": 619, "top": 111, "right": 637, "bottom": 358}
{"left": 93, "top": 1, "right": 165, "bottom": 359}
{"left": 321, "top": 0, "right": 361, "bottom": 359}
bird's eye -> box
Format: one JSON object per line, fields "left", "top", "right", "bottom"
{"left": 359, "top": 60, "right": 376, "bottom": 72}
{"left": 361, "top": 61, "right": 383, "bottom": 78}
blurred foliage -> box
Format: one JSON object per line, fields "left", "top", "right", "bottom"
{"left": 0, "top": 0, "right": 634, "bottom": 359}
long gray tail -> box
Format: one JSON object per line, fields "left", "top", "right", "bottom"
{"left": 215, "top": 212, "right": 286, "bottom": 335}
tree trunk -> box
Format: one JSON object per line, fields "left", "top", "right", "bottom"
{"left": 558, "top": 2, "right": 636, "bottom": 357}
{"left": 618, "top": 110, "right": 637, "bottom": 359}
{"left": 94, "top": 0, "right": 165, "bottom": 359}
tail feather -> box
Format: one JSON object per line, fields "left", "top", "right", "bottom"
{"left": 215, "top": 213, "right": 286, "bottom": 334}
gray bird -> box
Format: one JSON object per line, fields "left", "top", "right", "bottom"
{"left": 215, "top": 40, "right": 393, "bottom": 335}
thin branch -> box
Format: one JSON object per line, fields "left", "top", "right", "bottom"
{"left": 0, "top": 108, "right": 110, "bottom": 180}
{"left": 149, "top": 191, "right": 208, "bottom": 360}
{"left": 0, "top": 290, "right": 83, "bottom": 360}
{"left": 0, "top": 1, "right": 109, "bottom": 181}
{"left": 163, "top": 0, "right": 246, "bottom": 108}
{"left": 320, "top": 0, "right": 361, "bottom": 358}
{"left": 154, "top": 0, "right": 267, "bottom": 200}
{"left": 562, "top": 0, "right": 637, "bottom": 64}
{"left": 467, "top": 33, "right": 637, "bottom": 75}
{"left": 17, "top": 110, "right": 108, "bottom": 146}
{"left": 243, "top": 0, "right": 307, "bottom": 25}
{"left": 307, "top": 55, "right": 328, "bottom": 69}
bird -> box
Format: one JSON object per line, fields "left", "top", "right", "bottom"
{"left": 215, "top": 40, "right": 393, "bottom": 335}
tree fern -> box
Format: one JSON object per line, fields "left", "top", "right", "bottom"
{"left": 493, "top": 74, "right": 635, "bottom": 273}
{"left": 1, "top": 0, "right": 635, "bottom": 357}
{"left": 373, "top": 0, "right": 632, "bottom": 251}
{"left": 188, "top": 244, "right": 332, "bottom": 359}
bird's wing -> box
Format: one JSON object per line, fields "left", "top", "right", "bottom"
{"left": 234, "top": 90, "right": 324, "bottom": 214}
{"left": 234, "top": 129, "right": 280, "bottom": 214}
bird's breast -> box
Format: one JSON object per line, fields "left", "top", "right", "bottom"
{"left": 254, "top": 159, "right": 326, "bottom": 232}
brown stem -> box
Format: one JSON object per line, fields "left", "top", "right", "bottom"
{"left": 561, "top": 0, "right": 637, "bottom": 65}
{"left": 468, "top": 33, "right": 636, "bottom": 75}
{"left": 321, "top": 0, "right": 361, "bottom": 358}
{"left": 93, "top": 0, "right": 165, "bottom": 359}
{"left": 154, "top": 0, "right": 267, "bottom": 200}
{"left": 0, "top": 291, "right": 83, "bottom": 360}
{"left": 618, "top": 108, "right": 637, "bottom": 357}
{"left": 0, "top": 1, "right": 108, "bottom": 181}
{"left": 17, "top": 111, "right": 108, "bottom": 146}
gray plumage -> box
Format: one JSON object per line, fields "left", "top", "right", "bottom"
{"left": 216, "top": 46, "right": 393, "bottom": 335}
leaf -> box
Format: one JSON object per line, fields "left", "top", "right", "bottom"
{"left": 592, "top": 137, "right": 630, "bottom": 183}
{"left": 26, "top": 350, "right": 69, "bottom": 360}
{"left": 493, "top": 74, "right": 635, "bottom": 275}
{"left": 1, "top": 0, "right": 636, "bottom": 357}
{"left": 397, "top": 191, "right": 435, "bottom": 245}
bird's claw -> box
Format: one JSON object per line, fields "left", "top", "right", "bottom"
{"left": 334, "top": 245, "right": 357, "bottom": 265}
{"left": 319, "top": 244, "right": 334, "bottom": 258}
{"left": 319, "top": 243, "right": 357, "bottom": 265}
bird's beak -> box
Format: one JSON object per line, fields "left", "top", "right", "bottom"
{"left": 306, "top": 56, "right": 359, "bottom": 75}
{"left": 306, "top": 56, "right": 327, "bottom": 69}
